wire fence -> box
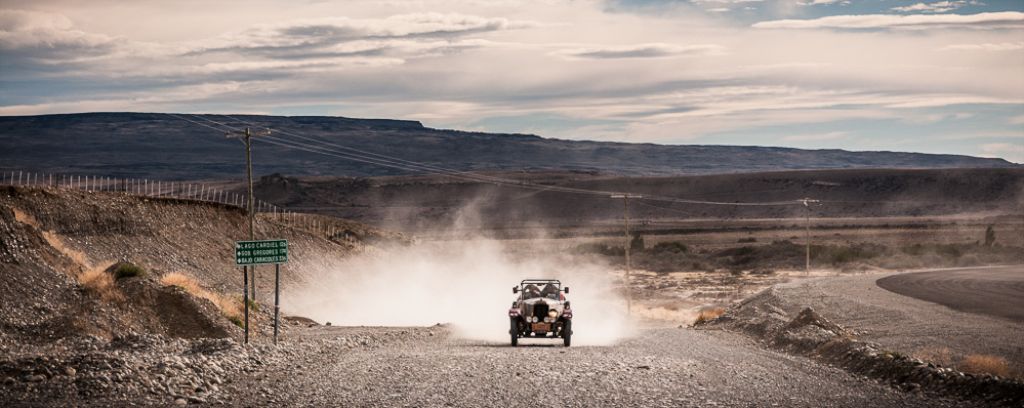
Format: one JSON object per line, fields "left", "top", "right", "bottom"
{"left": 0, "top": 170, "right": 363, "bottom": 243}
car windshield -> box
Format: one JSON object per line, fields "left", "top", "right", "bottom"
{"left": 522, "top": 282, "right": 560, "bottom": 299}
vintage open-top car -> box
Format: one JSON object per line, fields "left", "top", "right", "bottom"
{"left": 508, "top": 279, "right": 572, "bottom": 347}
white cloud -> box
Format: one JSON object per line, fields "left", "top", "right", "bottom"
{"left": 192, "top": 13, "right": 533, "bottom": 57}
{"left": 892, "top": 1, "right": 969, "bottom": 13}
{"left": 940, "top": 42, "right": 1024, "bottom": 51}
{"left": 0, "top": 9, "right": 118, "bottom": 61}
{"left": 690, "top": 0, "right": 763, "bottom": 4}
{"left": 799, "top": 0, "right": 851, "bottom": 5}
{"left": 752, "top": 11, "right": 1024, "bottom": 30}
{"left": 552, "top": 43, "right": 726, "bottom": 59}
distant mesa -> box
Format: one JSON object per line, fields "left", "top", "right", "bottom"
{"left": 0, "top": 112, "right": 1017, "bottom": 180}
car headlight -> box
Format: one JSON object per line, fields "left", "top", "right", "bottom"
{"left": 530, "top": 316, "right": 538, "bottom": 323}
{"left": 548, "top": 310, "right": 558, "bottom": 319}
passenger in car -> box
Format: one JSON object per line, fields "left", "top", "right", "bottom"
{"left": 541, "top": 283, "right": 560, "bottom": 299}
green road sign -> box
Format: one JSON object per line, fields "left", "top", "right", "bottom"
{"left": 235, "top": 239, "right": 288, "bottom": 265}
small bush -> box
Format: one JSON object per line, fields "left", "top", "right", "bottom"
{"left": 935, "top": 244, "right": 963, "bottom": 259}
{"left": 984, "top": 225, "right": 996, "bottom": 246}
{"left": 630, "top": 234, "right": 645, "bottom": 251}
{"left": 113, "top": 263, "right": 146, "bottom": 280}
{"left": 79, "top": 265, "right": 122, "bottom": 301}
{"left": 693, "top": 307, "right": 726, "bottom": 325}
{"left": 573, "top": 243, "right": 624, "bottom": 257}
{"left": 960, "top": 354, "right": 1011, "bottom": 377}
{"left": 816, "top": 243, "right": 886, "bottom": 265}
{"left": 902, "top": 244, "right": 924, "bottom": 256}
{"left": 650, "top": 241, "right": 688, "bottom": 254}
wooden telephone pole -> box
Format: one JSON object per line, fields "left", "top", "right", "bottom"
{"left": 226, "top": 126, "right": 271, "bottom": 343}
{"left": 801, "top": 198, "right": 820, "bottom": 276}
{"left": 611, "top": 194, "right": 642, "bottom": 314}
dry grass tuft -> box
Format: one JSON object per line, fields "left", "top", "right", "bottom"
{"left": 12, "top": 208, "right": 41, "bottom": 228}
{"left": 161, "top": 272, "right": 201, "bottom": 293}
{"left": 694, "top": 307, "right": 726, "bottom": 325}
{"left": 40, "top": 230, "right": 91, "bottom": 268}
{"left": 30, "top": 222, "right": 126, "bottom": 302}
{"left": 79, "top": 263, "right": 122, "bottom": 301}
{"left": 960, "top": 354, "right": 1011, "bottom": 378}
{"left": 914, "top": 346, "right": 955, "bottom": 367}
{"left": 160, "top": 272, "right": 242, "bottom": 323}
{"left": 13, "top": 207, "right": 91, "bottom": 268}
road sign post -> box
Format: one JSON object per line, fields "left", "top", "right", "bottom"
{"left": 274, "top": 263, "right": 280, "bottom": 345}
{"left": 243, "top": 266, "right": 249, "bottom": 344}
{"left": 235, "top": 239, "right": 288, "bottom": 345}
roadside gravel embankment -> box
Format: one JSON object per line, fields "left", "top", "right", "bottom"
{"left": 704, "top": 267, "right": 1024, "bottom": 406}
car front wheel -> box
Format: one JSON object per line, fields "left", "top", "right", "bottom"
{"left": 510, "top": 318, "right": 519, "bottom": 347}
{"left": 562, "top": 320, "right": 572, "bottom": 347}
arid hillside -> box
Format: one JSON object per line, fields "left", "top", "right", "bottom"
{"left": 244, "top": 167, "right": 1024, "bottom": 235}
{"left": 0, "top": 185, "right": 398, "bottom": 344}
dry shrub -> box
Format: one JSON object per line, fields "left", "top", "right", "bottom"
{"left": 11, "top": 208, "right": 41, "bottom": 228}
{"left": 160, "top": 272, "right": 242, "bottom": 323}
{"left": 79, "top": 264, "right": 122, "bottom": 301}
{"left": 13, "top": 208, "right": 90, "bottom": 267}
{"left": 694, "top": 307, "right": 726, "bottom": 325}
{"left": 914, "top": 346, "right": 955, "bottom": 367}
{"left": 960, "top": 354, "right": 1011, "bottom": 378}
{"left": 40, "top": 230, "right": 91, "bottom": 268}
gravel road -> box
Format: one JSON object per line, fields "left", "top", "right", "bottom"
{"left": 877, "top": 266, "right": 1024, "bottom": 323}
{"left": 771, "top": 267, "right": 1024, "bottom": 373}
{"left": 215, "top": 325, "right": 969, "bottom": 407}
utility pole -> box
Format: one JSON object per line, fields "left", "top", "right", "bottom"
{"left": 801, "top": 198, "right": 820, "bottom": 276}
{"left": 611, "top": 194, "right": 642, "bottom": 314}
{"left": 226, "top": 126, "right": 271, "bottom": 344}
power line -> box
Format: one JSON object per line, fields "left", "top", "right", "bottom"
{"left": 190, "top": 114, "right": 622, "bottom": 197}
{"left": 175, "top": 113, "right": 806, "bottom": 207}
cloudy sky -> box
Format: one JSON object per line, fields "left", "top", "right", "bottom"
{"left": 1, "top": 0, "right": 1022, "bottom": 162}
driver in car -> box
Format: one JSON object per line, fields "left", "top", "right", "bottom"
{"left": 541, "top": 283, "right": 560, "bottom": 299}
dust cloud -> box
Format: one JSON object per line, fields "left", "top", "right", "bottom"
{"left": 285, "top": 238, "right": 631, "bottom": 346}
